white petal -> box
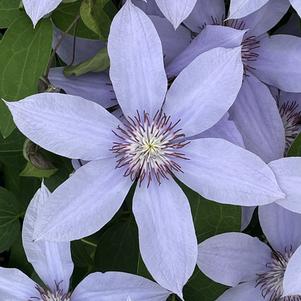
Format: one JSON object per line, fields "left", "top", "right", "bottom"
{"left": 228, "top": 0, "right": 270, "bottom": 19}
{"left": 166, "top": 25, "right": 246, "bottom": 78}
{"left": 229, "top": 74, "right": 285, "bottom": 163}
{"left": 72, "top": 272, "right": 170, "bottom": 301}
{"left": 154, "top": 0, "right": 197, "bottom": 29}
{"left": 184, "top": 0, "right": 225, "bottom": 33}
{"left": 251, "top": 34, "right": 301, "bottom": 92}
{"left": 216, "top": 283, "right": 264, "bottom": 301}
{"left": 5, "top": 93, "right": 119, "bottom": 160}
{"left": 177, "top": 138, "right": 285, "bottom": 206}
{"left": 133, "top": 180, "right": 197, "bottom": 298}
{"left": 259, "top": 203, "right": 301, "bottom": 253}
{"left": 22, "top": 183, "right": 73, "bottom": 293}
{"left": 48, "top": 68, "right": 117, "bottom": 108}
{"left": 23, "top": 0, "right": 62, "bottom": 27}
{"left": 283, "top": 245, "right": 301, "bottom": 296}
{"left": 164, "top": 47, "right": 243, "bottom": 137}
{"left": 197, "top": 233, "right": 271, "bottom": 286}
{"left": 34, "top": 158, "right": 132, "bottom": 241}
{"left": 0, "top": 268, "right": 38, "bottom": 300}
{"left": 150, "top": 16, "right": 191, "bottom": 65}
{"left": 269, "top": 157, "right": 301, "bottom": 213}
{"left": 108, "top": 0, "right": 167, "bottom": 119}
{"left": 290, "top": 0, "right": 301, "bottom": 17}
{"left": 241, "top": 206, "right": 256, "bottom": 230}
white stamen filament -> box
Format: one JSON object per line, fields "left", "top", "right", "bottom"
{"left": 256, "top": 248, "right": 301, "bottom": 301}
{"left": 111, "top": 110, "right": 189, "bottom": 187}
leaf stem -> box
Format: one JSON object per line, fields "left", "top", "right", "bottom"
{"left": 80, "top": 239, "right": 97, "bottom": 248}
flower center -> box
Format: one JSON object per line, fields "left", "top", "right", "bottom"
{"left": 278, "top": 101, "right": 301, "bottom": 151}
{"left": 111, "top": 110, "right": 189, "bottom": 186}
{"left": 256, "top": 248, "right": 301, "bottom": 301}
{"left": 195, "top": 17, "right": 261, "bottom": 74}
{"left": 29, "top": 284, "right": 71, "bottom": 301}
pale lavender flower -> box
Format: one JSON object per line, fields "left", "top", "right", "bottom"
{"left": 6, "top": 1, "right": 285, "bottom": 296}
{"left": 197, "top": 202, "right": 301, "bottom": 301}
{"left": 162, "top": 0, "right": 301, "bottom": 163}
{"left": 228, "top": 0, "right": 301, "bottom": 20}
{"left": 0, "top": 183, "right": 170, "bottom": 301}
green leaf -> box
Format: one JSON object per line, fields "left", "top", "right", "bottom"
{"left": 0, "top": 100, "right": 14, "bottom": 139}
{"left": 80, "top": 0, "right": 117, "bottom": 40}
{"left": 94, "top": 216, "right": 141, "bottom": 274}
{"left": 288, "top": 133, "right": 301, "bottom": 157}
{"left": 0, "top": 187, "right": 24, "bottom": 252}
{"left": 64, "top": 47, "right": 110, "bottom": 76}
{"left": 20, "top": 162, "right": 57, "bottom": 178}
{"left": 182, "top": 185, "right": 241, "bottom": 301}
{"left": 0, "top": 16, "right": 52, "bottom": 137}
{"left": 52, "top": 2, "right": 98, "bottom": 39}
{"left": 0, "top": 0, "right": 23, "bottom": 28}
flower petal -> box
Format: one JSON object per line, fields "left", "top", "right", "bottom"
{"left": 154, "top": 0, "right": 197, "bottom": 29}
{"left": 23, "top": 0, "right": 62, "bottom": 26}
{"left": 34, "top": 158, "right": 132, "bottom": 241}
{"left": 166, "top": 25, "right": 245, "bottom": 78}
{"left": 0, "top": 268, "right": 38, "bottom": 300}
{"left": 184, "top": 0, "right": 225, "bottom": 33}
{"left": 22, "top": 183, "right": 73, "bottom": 293}
{"left": 150, "top": 16, "right": 191, "bottom": 64}
{"left": 229, "top": 74, "right": 285, "bottom": 163}
{"left": 269, "top": 157, "right": 301, "bottom": 213}
{"left": 216, "top": 283, "right": 264, "bottom": 301}
{"left": 164, "top": 47, "right": 243, "bottom": 137}
{"left": 108, "top": 0, "right": 167, "bottom": 118}
{"left": 241, "top": 206, "right": 256, "bottom": 230}
{"left": 193, "top": 113, "right": 245, "bottom": 148}
{"left": 241, "top": 0, "right": 290, "bottom": 36}
{"left": 49, "top": 68, "right": 117, "bottom": 108}
{"left": 228, "top": 0, "right": 269, "bottom": 19}
{"left": 251, "top": 34, "right": 301, "bottom": 92}
{"left": 53, "top": 27, "right": 104, "bottom": 65}
{"left": 129, "top": 0, "right": 163, "bottom": 16}
{"left": 290, "top": 0, "right": 301, "bottom": 17}
{"left": 133, "top": 180, "right": 197, "bottom": 298}
{"left": 177, "top": 138, "right": 285, "bottom": 206}
{"left": 72, "top": 272, "right": 170, "bottom": 301}
{"left": 259, "top": 203, "right": 301, "bottom": 253}
{"left": 197, "top": 233, "right": 271, "bottom": 286}
{"left": 283, "top": 244, "right": 301, "bottom": 296}
{"left": 5, "top": 93, "right": 119, "bottom": 160}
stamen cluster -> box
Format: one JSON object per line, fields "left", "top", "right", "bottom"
{"left": 111, "top": 110, "right": 189, "bottom": 186}
{"left": 256, "top": 248, "right": 301, "bottom": 301}
{"left": 29, "top": 283, "right": 71, "bottom": 301}
{"left": 278, "top": 101, "right": 301, "bottom": 150}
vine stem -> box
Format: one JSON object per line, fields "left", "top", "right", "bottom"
{"left": 171, "top": 294, "right": 176, "bottom": 301}
{"left": 44, "top": 15, "right": 81, "bottom": 78}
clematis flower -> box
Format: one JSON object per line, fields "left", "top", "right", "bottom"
{"left": 5, "top": 1, "right": 285, "bottom": 296}
{"left": 0, "top": 183, "right": 171, "bottom": 301}
{"left": 228, "top": 0, "right": 301, "bottom": 20}
{"left": 197, "top": 202, "right": 301, "bottom": 301}
{"left": 163, "top": 0, "right": 301, "bottom": 164}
